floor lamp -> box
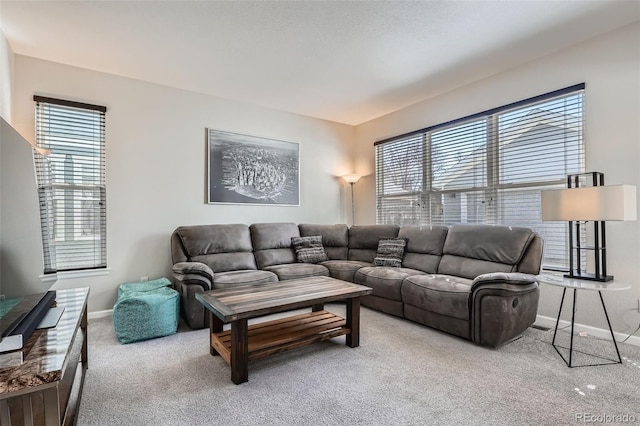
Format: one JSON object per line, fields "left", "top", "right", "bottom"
{"left": 541, "top": 172, "right": 636, "bottom": 282}
{"left": 342, "top": 174, "right": 361, "bottom": 225}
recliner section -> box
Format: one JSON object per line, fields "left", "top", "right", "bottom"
{"left": 170, "top": 222, "right": 543, "bottom": 347}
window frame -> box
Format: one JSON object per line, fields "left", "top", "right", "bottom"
{"left": 374, "top": 84, "right": 585, "bottom": 271}
{"left": 33, "top": 95, "right": 107, "bottom": 275}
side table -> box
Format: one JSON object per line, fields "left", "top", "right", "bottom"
{"left": 537, "top": 274, "right": 629, "bottom": 367}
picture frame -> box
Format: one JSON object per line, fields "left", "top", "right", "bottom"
{"left": 207, "top": 129, "right": 300, "bottom": 205}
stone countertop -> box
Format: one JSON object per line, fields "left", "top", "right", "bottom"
{"left": 0, "top": 287, "right": 89, "bottom": 395}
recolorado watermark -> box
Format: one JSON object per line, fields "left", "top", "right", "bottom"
{"left": 576, "top": 413, "right": 637, "bottom": 423}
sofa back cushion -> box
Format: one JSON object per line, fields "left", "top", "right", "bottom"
{"left": 517, "top": 232, "right": 543, "bottom": 275}
{"left": 348, "top": 225, "right": 399, "bottom": 263}
{"left": 438, "top": 224, "right": 539, "bottom": 279}
{"left": 171, "top": 224, "right": 257, "bottom": 272}
{"left": 299, "top": 224, "right": 348, "bottom": 260}
{"left": 250, "top": 222, "right": 300, "bottom": 269}
{"left": 398, "top": 225, "right": 448, "bottom": 273}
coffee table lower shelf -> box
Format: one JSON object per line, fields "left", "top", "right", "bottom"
{"left": 211, "top": 310, "right": 349, "bottom": 364}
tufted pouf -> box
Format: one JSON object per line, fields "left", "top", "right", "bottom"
{"left": 113, "top": 277, "right": 179, "bottom": 344}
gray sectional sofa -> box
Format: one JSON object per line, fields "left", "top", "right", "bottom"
{"left": 171, "top": 222, "right": 543, "bottom": 347}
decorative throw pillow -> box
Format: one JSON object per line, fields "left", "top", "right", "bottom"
{"left": 291, "top": 236, "right": 329, "bottom": 264}
{"left": 374, "top": 237, "right": 406, "bottom": 267}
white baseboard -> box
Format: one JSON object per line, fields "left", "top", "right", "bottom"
{"left": 85, "top": 310, "right": 640, "bottom": 347}
{"left": 535, "top": 314, "right": 640, "bottom": 348}
{"left": 88, "top": 309, "right": 113, "bottom": 320}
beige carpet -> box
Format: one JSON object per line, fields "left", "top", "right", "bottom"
{"left": 78, "top": 304, "right": 640, "bottom": 425}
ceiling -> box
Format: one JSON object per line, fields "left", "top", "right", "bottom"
{"left": 1, "top": 1, "right": 639, "bottom": 125}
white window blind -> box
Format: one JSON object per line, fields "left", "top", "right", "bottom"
{"left": 375, "top": 84, "right": 585, "bottom": 270}
{"left": 34, "top": 96, "right": 107, "bottom": 274}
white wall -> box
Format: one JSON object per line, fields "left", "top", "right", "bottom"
{"left": 3, "top": 55, "right": 355, "bottom": 311}
{"left": 354, "top": 23, "right": 640, "bottom": 335}
{"left": 0, "top": 30, "right": 12, "bottom": 122}
{"left": 0, "top": 26, "right": 14, "bottom": 295}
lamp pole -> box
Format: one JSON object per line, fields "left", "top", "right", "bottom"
{"left": 342, "top": 174, "right": 361, "bottom": 226}
{"left": 350, "top": 182, "right": 356, "bottom": 225}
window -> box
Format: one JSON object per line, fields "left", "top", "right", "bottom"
{"left": 34, "top": 96, "right": 107, "bottom": 274}
{"left": 375, "top": 84, "right": 585, "bottom": 270}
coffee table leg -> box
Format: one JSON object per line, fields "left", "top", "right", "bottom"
{"left": 346, "top": 297, "right": 361, "bottom": 348}
{"left": 231, "top": 319, "right": 249, "bottom": 384}
{"left": 209, "top": 311, "right": 223, "bottom": 356}
{"left": 311, "top": 303, "right": 324, "bottom": 312}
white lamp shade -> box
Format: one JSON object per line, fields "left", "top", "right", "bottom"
{"left": 541, "top": 185, "right": 637, "bottom": 221}
{"left": 342, "top": 174, "right": 361, "bottom": 184}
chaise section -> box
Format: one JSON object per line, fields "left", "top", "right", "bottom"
{"left": 250, "top": 223, "right": 329, "bottom": 280}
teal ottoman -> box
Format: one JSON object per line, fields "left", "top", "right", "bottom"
{"left": 113, "top": 277, "right": 179, "bottom": 344}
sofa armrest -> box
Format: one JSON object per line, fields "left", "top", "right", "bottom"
{"left": 172, "top": 262, "right": 214, "bottom": 291}
{"left": 470, "top": 272, "right": 539, "bottom": 347}
{"left": 471, "top": 272, "right": 537, "bottom": 291}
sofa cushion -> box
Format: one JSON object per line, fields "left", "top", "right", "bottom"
{"left": 264, "top": 263, "right": 330, "bottom": 280}
{"left": 354, "top": 266, "right": 425, "bottom": 302}
{"left": 348, "top": 225, "right": 399, "bottom": 263}
{"left": 176, "top": 224, "right": 253, "bottom": 256}
{"left": 299, "top": 224, "right": 349, "bottom": 260}
{"left": 373, "top": 237, "right": 406, "bottom": 267}
{"left": 437, "top": 256, "right": 514, "bottom": 281}
{"left": 251, "top": 223, "right": 300, "bottom": 269}
{"left": 213, "top": 270, "right": 278, "bottom": 288}
{"left": 443, "top": 224, "right": 535, "bottom": 265}
{"left": 291, "top": 236, "right": 329, "bottom": 264}
{"left": 401, "top": 274, "right": 473, "bottom": 321}
{"left": 320, "top": 260, "right": 371, "bottom": 282}
{"left": 399, "top": 225, "right": 449, "bottom": 255}
{"left": 250, "top": 222, "right": 300, "bottom": 250}
{"left": 398, "top": 225, "right": 448, "bottom": 273}
{"left": 174, "top": 224, "right": 258, "bottom": 272}
{"left": 438, "top": 224, "right": 536, "bottom": 279}
{"left": 192, "top": 252, "right": 258, "bottom": 273}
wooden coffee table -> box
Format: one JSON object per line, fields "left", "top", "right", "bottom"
{"left": 195, "top": 276, "right": 372, "bottom": 384}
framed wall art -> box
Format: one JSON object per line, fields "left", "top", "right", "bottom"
{"left": 207, "top": 129, "right": 300, "bottom": 205}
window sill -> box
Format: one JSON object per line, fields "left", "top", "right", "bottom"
{"left": 40, "top": 268, "right": 111, "bottom": 283}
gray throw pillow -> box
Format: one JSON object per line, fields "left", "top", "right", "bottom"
{"left": 374, "top": 237, "right": 406, "bottom": 267}
{"left": 291, "top": 236, "right": 329, "bottom": 264}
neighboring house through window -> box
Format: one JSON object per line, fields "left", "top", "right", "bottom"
{"left": 375, "top": 84, "right": 585, "bottom": 271}
{"left": 33, "top": 96, "right": 107, "bottom": 274}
